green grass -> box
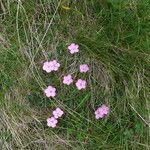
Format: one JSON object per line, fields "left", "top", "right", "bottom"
{"left": 0, "top": 0, "right": 150, "bottom": 149}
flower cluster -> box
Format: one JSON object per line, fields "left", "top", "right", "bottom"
{"left": 47, "top": 108, "right": 64, "bottom": 128}
{"left": 43, "top": 43, "right": 89, "bottom": 98}
{"left": 95, "top": 105, "right": 109, "bottom": 119}
{"left": 42, "top": 43, "right": 110, "bottom": 128}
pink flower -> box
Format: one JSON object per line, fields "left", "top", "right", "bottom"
{"left": 68, "top": 43, "right": 79, "bottom": 54}
{"left": 63, "top": 74, "right": 73, "bottom": 85}
{"left": 75, "top": 79, "right": 87, "bottom": 90}
{"left": 43, "top": 61, "right": 53, "bottom": 73}
{"left": 44, "top": 86, "right": 56, "bottom": 97}
{"left": 95, "top": 104, "right": 109, "bottom": 119}
{"left": 43, "top": 60, "right": 60, "bottom": 73}
{"left": 51, "top": 60, "right": 60, "bottom": 71}
{"left": 53, "top": 108, "right": 64, "bottom": 119}
{"left": 79, "top": 64, "right": 89, "bottom": 73}
{"left": 47, "top": 117, "right": 58, "bottom": 128}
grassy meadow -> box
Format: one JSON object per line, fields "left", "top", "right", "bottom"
{"left": 0, "top": 0, "right": 150, "bottom": 149}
